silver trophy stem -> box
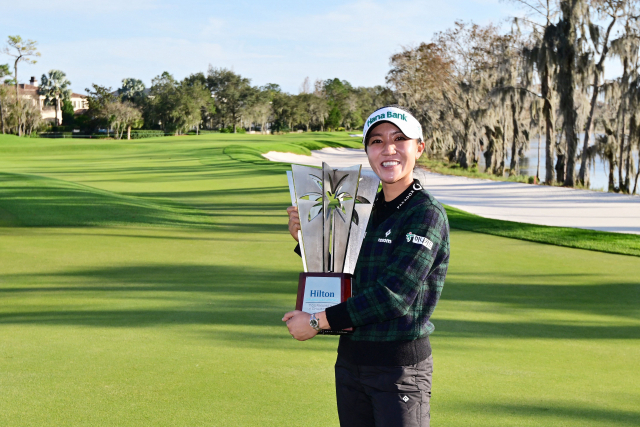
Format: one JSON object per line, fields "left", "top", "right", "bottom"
{"left": 287, "top": 170, "right": 308, "bottom": 272}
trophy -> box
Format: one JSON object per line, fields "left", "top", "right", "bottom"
{"left": 287, "top": 162, "right": 379, "bottom": 335}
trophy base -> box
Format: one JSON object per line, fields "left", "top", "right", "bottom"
{"left": 296, "top": 272, "right": 353, "bottom": 336}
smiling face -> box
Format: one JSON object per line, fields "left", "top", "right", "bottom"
{"left": 365, "top": 122, "right": 425, "bottom": 195}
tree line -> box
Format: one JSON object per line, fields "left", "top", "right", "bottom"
{"left": 3, "top": 0, "right": 640, "bottom": 193}
{"left": 1, "top": 37, "right": 394, "bottom": 139}
{"left": 389, "top": 0, "right": 640, "bottom": 193}
{"left": 80, "top": 68, "right": 395, "bottom": 138}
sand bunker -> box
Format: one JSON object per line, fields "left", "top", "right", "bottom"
{"left": 263, "top": 148, "right": 640, "bottom": 235}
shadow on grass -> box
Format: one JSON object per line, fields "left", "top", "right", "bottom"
{"left": 0, "top": 170, "right": 291, "bottom": 232}
{"left": 434, "top": 319, "right": 640, "bottom": 339}
{"left": 443, "top": 272, "right": 640, "bottom": 319}
{"left": 0, "top": 172, "right": 211, "bottom": 228}
{"left": 1, "top": 264, "right": 639, "bottom": 340}
{"left": 460, "top": 402, "right": 640, "bottom": 426}
{"left": 0, "top": 265, "right": 295, "bottom": 334}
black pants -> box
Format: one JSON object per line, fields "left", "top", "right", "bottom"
{"left": 335, "top": 355, "right": 433, "bottom": 427}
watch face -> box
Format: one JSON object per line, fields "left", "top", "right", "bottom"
{"left": 310, "top": 317, "right": 320, "bottom": 330}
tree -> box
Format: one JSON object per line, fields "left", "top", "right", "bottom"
{"left": 62, "top": 99, "right": 75, "bottom": 126}
{"left": 2, "top": 36, "right": 40, "bottom": 136}
{"left": 149, "top": 72, "right": 178, "bottom": 132}
{"left": 172, "top": 79, "right": 212, "bottom": 134}
{"left": 39, "top": 70, "right": 71, "bottom": 126}
{"left": 0, "top": 64, "right": 11, "bottom": 134}
{"left": 435, "top": 21, "right": 505, "bottom": 168}
{"left": 0, "top": 63, "right": 10, "bottom": 84}
{"left": 85, "top": 84, "right": 117, "bottom": 132}
{"left": 149, "top": 72, "right": 212, "bottom": 135}
{"left": 0, "top": 88, "right": 14, "bottom": 134}
{"left": 271, "top": 89, "right": 295, "bottom": 131}
{"left": 490, "top": 31, "right": 527, "bottom": 175}
{"left": 245, "top": 89, "right": 272, "bottom": 133}
{"left": 300, "top": 76, "right": 311, "bottom": 94}
{"left": 102, "top": 101, "right": 143, "bottom": 139}
{"left": 323, "top": 78, "right": 352, "bottom": 128}
{"left": 0, "top": 90, "right": 42, "bottom": 136}
{"left": 119, "top": 78, "right": 146, "bottom": 102}
{"left": 297, "top": 92, "right": 329, "bottom": 131}
{"left": 14, "top": 98, "right": 43, "bottom": 136}
{"left": 387, "top": 42, "right": 454, "bottom": 155}
{"left": 516, "top": 0, "right": 561, "bottom": 185}
{"left": 2, "top": 35, "right": 40, "bottom": 98}
{"left": 556, "top": 0, "right": 590, "bottom": 187}
{"left": 603, "top": 2, "right": 640, "bottom": 193}
{"left": 577, "top": 0, "right": 626, "bottom": 186}
{"left": 325, "top": 106, "right": 342, "bottom": 130}
{"left": 206, "top": 66, "right": 252, "bottom": 132}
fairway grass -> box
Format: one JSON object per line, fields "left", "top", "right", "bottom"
{"left": 1, "top": 133, "right": 639, "bottom": 426}
{"left": 446, "top": 205, "right": 640, "bottom": 257}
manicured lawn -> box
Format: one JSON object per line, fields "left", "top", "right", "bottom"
{"left": 446, "top": 206, "right": 640, "bottom": 257}
{"left": 0, "top": 133, "right": 638, "bottom": 426}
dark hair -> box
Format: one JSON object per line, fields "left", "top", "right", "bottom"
{"left": 364, "top": 104, "right": 422, "bottom": 148}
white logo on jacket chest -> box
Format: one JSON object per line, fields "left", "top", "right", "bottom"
{"left": 406, "top": 232, "right": 433, "bottom": 250}
{"left": 378, "top": 229, "right": 393, "bottom": 244}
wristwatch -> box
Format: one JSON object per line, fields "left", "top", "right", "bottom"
{"left": 309, "top": 313, "right": 321, "bottom": 331}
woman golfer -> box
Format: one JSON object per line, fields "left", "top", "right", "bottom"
{"left": 283, "top": 105, "right": 450, "bottom": 427}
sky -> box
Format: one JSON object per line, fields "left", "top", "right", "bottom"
{"left": 0, "top": 0, "right": 525, "bottom": 95}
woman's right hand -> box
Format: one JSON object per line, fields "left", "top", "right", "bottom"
{"left": 287, "top": 206, "right": 300, "bottom": 242}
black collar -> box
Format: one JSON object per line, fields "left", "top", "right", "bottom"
{"left": 376, "top": 179, "right": 423, "bottom": 210}
{"left": 371, "top": 179, "right": 423, "bottom": 228}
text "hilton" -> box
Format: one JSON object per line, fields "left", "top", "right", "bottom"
{"left": 310, "top": 290, "right": 335, "bottom": 298}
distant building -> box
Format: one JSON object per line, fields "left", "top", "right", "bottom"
{"left": 3, "top": 76, "right": 88, "bottom": 125}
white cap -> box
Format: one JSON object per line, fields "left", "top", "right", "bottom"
{"left": 362, "top": 106, "right": 423, "bottom": 145}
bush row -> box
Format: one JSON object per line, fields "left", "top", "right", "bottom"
{"left": 129, "top": 130, "right": 166, "bottom": 139}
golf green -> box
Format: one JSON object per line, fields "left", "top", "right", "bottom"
{"left": 0, "top": 133, "right": 638, "bottom": 426}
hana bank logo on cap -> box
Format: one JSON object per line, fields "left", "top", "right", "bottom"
{"left": 362, "top": 106, "right": 423, "bottom": 145}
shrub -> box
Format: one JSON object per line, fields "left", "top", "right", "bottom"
{"left": 129, "top": 130, "right": 166, "bottom": 139}
{"left": 38, "top": 132, "right": 73, "bottom": 138}
{"left": 220, "top": 126, "right": 246, "bottom": 134}
{"left": 187, "top": 130, "right": 219, "bottom": 135}
{"left": 337, "top": 127, "right": 346, "bottom": 132}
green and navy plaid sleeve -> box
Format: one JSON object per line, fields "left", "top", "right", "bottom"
{"left": 346, "top": 202, "right": 449, "bottom": 329}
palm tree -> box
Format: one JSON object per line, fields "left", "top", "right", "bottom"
{"left": 119, "top": 78, "right": 145, "bottom": 101}
{"left": 38, "top": 70, "right": 71, "bottom": 126}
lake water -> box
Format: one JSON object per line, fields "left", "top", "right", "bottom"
{"left": 478, "top": 136, "right": 638, "bottom": 191}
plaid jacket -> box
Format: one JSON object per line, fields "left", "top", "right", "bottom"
{"left": 327, "top": 186, "right": 450, "bottom": 344}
